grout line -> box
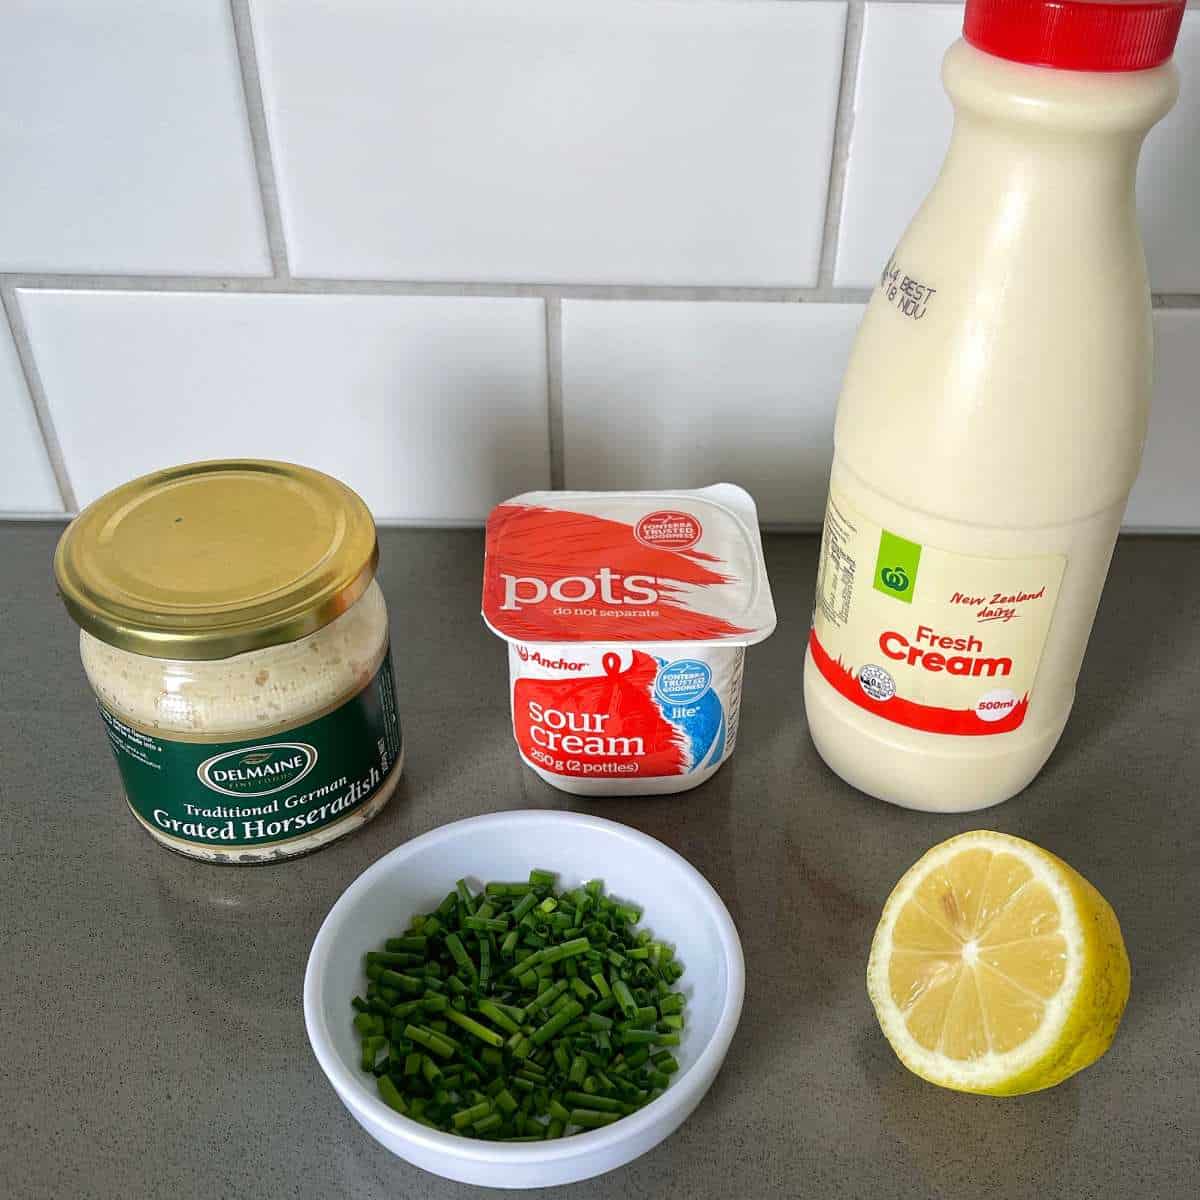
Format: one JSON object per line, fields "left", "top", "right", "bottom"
{"left": 0, "top": 508, "right": 1193, "bottom": 537}
{"left": 817, "top": 2, "right": 866, "bottom": 290}
{"left": 229, "top": 0, "right": 291, "bottom": 277}
{"left": 0, "top": 272, "right": 885, "bottom": 304}
{"left": 545, "top": 296, "right": 566, "bottom": 489}
{"left": 0, "top": 285, "right": 79, "bottom": 512}
{"left": 0, "top": 269, "right": 1194, "bottom": 307}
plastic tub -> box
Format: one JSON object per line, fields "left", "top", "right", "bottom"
{"left": 482, "top": 485, "right": 775, "bottom": 796}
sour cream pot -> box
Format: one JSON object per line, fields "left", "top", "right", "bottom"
{"left": 482, "top": 485, "right": 775, "bottom": 796}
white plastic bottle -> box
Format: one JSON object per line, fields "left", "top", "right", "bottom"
{"left": 805, "top": 0, "right": 1186, "bottom": 812}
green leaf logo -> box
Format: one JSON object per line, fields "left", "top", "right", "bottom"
{"left": 873, "top": 531, "right": 921, "bottom": 604}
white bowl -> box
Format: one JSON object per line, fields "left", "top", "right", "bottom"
{"left": 304, "top": 810, "right": 745, "bottom": 1188}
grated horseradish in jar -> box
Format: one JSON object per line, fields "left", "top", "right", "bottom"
{"left": 54, "top": 460, "right": 403, "bottom": 863}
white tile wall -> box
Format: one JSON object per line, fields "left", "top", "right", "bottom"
{"left": 18, "top": 291, "right": 549, "bottom": 521}
{"left": 1142, "top": 17, "right": 1200, "bottom": 293}
{"left": 1128, "top": 311, "right": 1200, "bottom": 530}
{"left": 834, "top": 4, "right": 961, "bottom": 288}
{"left": 562, "top": 301, "right": 863, "bottom": 524}
{"left": 837, "top": 3, "right": 1200, "bottom": 291}
{"left": 250, "top": 0, "right": 846, "bottom": 286}
{"left": 0, "top": 2, "right": 1196, "bottom": 530}
{"left": 0, "top": 314, "right": 61, "bottom": 512}
{"left": 563, "top": 301, "right": 1200, "bottom": 530}
{"left": 0, "top": 1, "right": 269, "bottom": 275}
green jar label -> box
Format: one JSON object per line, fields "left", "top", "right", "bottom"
{"left": 99, "top": 651, "right": 402, "bottom": 848}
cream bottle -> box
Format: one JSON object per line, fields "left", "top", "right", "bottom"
{"left": 805, "top": 0, "right": 1186, "bottom": 811}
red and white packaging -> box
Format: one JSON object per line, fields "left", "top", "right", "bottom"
{"left": 482, "top": 485, "right": 776, "bottom": 796}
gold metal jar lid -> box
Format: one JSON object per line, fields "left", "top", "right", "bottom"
{"left": 54, "top": 460, "right": 380, "bottom": 661}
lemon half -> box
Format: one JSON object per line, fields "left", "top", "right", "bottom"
{"left": 867, "top": 831, "right": 1130, "bottom": 1095}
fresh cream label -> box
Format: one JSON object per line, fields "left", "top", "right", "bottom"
{"left": 810, "top": 488, "right": 1065, "bottom": 736}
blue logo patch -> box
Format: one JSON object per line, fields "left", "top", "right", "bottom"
{"left": 654, "top": 659, "right": 713, "bottom": 706}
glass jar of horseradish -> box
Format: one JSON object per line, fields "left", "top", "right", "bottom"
{"left": 54, "top": 460, "right": 403, "bottom": 863}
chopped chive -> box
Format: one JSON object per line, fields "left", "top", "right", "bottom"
{"left": 478, "top": 937, "right": 492, "bottom": 992}
{"left": 452, "top": 1100, "right": 491, "bottom": 1130}
{"left": 476, "top": 999, "right": 521, "bottom": 1035}
{"left": 549, "top": 992, "right": 576, "bottom": 1015}
{"left": 367, "top": 950, "right": 422, "bottom": 967}
{"left": 531, "top": 1001, "right": 584, "bottom": 1047}
{"left": 485, "top": 882, "right": 534, "bottom": 897}
{"left": 463, "top": 915, "right": 509, "bottom": 933}
{"left": 377, "top": 1075, "right": 408, "bottom": 1114}
{"left": 523, "top": 979, "right": 568, "bottom": 1017}
{"left": 443, "top": 1008, "right": 505, "bottom": 1048}
{"left": 353, "top": 869, "right": 685, "bottom": 1139}
{"left": 385, "top": 936, "right": 428, "bottom": 954}
{"left": 508, "top": 948, "right": 544, "bottom": 978}
{"left": 612, "top": 979, "right": 638, "bottom": 1019}
{"left": 403, "top": 1024, "right": 455, "bottom": 1060}
{"left": 617, "top": 1028, "right": 658, "bottom": 1045}
{"left": 571, "top": 977, "right": 598, "bottom": 1003}
{"left": 444, "top": 933, "right": 478, "bottom": 981}
{"left": 652, "top": 1052, "right": 679, "bottom": 1074}
{"left": 378, "top": 969, "right": 424, "bottom": 995}
{"left": 541, "top": 937, "right": 590, "bottom": 965}
{"left": 570, "top": 1109, "right": 621, "bottom": 1129}
{"left": 564, "top": 1091, "right": 625, "bottom": 1113}
{"left": 361, "top": 1036, "right": 385, "bottom": 1071}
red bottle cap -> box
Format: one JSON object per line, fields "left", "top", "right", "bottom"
{"left": 963, "top": 0, "right": 1186, "bottom": 72}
